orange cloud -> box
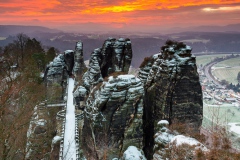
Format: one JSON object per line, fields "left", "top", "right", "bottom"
{"left": 0, "top": 0, "right": 240, "bottom": 31}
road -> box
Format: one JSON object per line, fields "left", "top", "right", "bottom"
{"left": 203, "top": 61, "right": 223, "bottom": 87}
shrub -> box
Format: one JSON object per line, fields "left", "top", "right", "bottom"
{"left": 139, "top": 57, "right": 153, "bottom": 68}
{"left": 165, "top": 40, "right": 177, "bottom": 46}
{"left": 175, "top": 42, "right": 186, "bottom": 50}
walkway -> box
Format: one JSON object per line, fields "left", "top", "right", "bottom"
{"left": 63, "top": 78, "right": 76, "bottom": 160}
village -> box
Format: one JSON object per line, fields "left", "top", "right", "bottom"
{"left": 198, "top": 58, "right": 240, "bottom": 148}
{"left": 200, "top": 72, "right": 240, "bottom": 107}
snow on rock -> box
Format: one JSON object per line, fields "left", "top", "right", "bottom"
{"left": 52, "top": 136, "right": 62, "bottom": 144}
{"left": 74, "top": 85, "right": 87, "bottom": 109}
{"left": 35, "top": 119, "right": 47, "bottom": 126}
{"left": 138, "top": 41, "right": 195, "bottom": 86}
{"left": 46, "top": 54, "right": 65, "bottom": 76}
{"left": 82, "top": 38, "right": 132, "bottom": 91}
{"left": 153, "top": 119, "right": 208, "bottom": 159}
{"left": 122, "top": 146, "right": 147, "bottom": 160}
{"left": 85, "top": 74, "right": 144, "bottom": 121}
{"left": 138, "top": 41, "right": 203, "bottom": 159}
{"left": 171, "top": 135, "right": 208, "bottom": 151}
{"left": 154, "top": 120, "right": 174, "bottom": 146}
{"left": 82, "top": 48, "right": 102, "bottom": 89}
{"left": 40, "top": 72, "right": 44, "bottom": 78}
{"left": 154, "top": 130, "right": 175, "bottom": 145}
{"left": 73, "top": 41, "right": 85, "bottom": 76}
{"left": 158, "top": 120, "right": 169, "bottom": 126}
{"left": 82, "top": 74, "right": 144, "bottom": 159}
{"left": 64, "top": 50, "right": 74, "bottom": 54}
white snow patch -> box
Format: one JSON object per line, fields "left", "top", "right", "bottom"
{"left": 153, "top": 53, "right": 161, "bottom": 59}
{"left": 52, "top": 136, "right": 62, "bottom": 144}
{"left": 228, "top": 123, "right": 240, "bottom": 135}
{"left": 40, "top": 72, "right": 44, "bottom": 78}
{"left": 64, "top": 50, "right": 74, "bottom": 54}
{"left": 158, "top": 120, "right": 169, "bottom": 126}
{"left": 155, "top": 131, "right": 175, "bottom": 144}
{"left": 35, "top": 119, "right": 46, "bottom": 126}
{"left": 118, "top": 74, "right": 135, "bottom": 79}
{"left": 171, "top": 135, "right": 208, "bottom": 151}
{"left": 186, "top": 45, "right": 192, "bottom": 50}
{"left": 123, "top": 146, "right": 146, "bottom": 160}
{"left": 76, "top": 41, "right": 82, "bottom": 48}
{"left": 171, "top": 135, "right": 199, "bottom": 146}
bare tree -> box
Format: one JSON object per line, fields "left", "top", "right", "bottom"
{"left": 14, "top": 33, "right": 29, "bottom": 65}
{"left": 0, "top": 35, "right": 48, "bottom": 159}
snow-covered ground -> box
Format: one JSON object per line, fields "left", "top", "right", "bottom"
{"left": 228, "top": 123, "right": 240, "bottom": 135}
{"left": 123, "top": 146, "right": 146, "bottom": 160}
{"left": 63, "top": 78, "right": 76, "bottom": 159}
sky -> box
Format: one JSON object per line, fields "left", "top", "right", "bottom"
{"left": 0, "top": 0, "right": 240, "bottom": 32}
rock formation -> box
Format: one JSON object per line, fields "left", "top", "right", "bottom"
{"left": 138, "top": 40, "right": 203, "bottom": 159}
{"left": 42, "top": 38, "right": 203, "bottom": 159}
{"left": 45, "top": 41, "right": 86, "bottom": 85}
{"left": 82, "top": 37, "right": 132, "bottom": 90}
{"left": 44, "top": 54, "right": 68, "bottom": 85}
{"left": 44, "top": 54, "right": 68, "bottom": 103}
{"left": 100, "top": 37, "right": 132, "bottom": 77}
{"left": 82, "top": 48, "right": 103, "bottom": 90}
{"left": 74, "top": 38, "right": 133, "bottom": 109}
{"left": 73, "top": 41, "right": 85, "bottom": 77}
{"left": 73, "top": 86, "right": 87, "bottom": 109}
{"left": 44, "top": 42, "right": 86, "bottom": 103}
{"left": 153, "top": 120, "right": 207, "bottom": 160}
{"left": 82, "top": 75, "right": 144, "bottom": 159}
{"left": 64, "top": 50, "right": 74, "bottom": 76}
{"left": 122, "top": 146, "right": 147, "bottom": 160}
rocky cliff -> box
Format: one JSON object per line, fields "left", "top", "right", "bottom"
{"left": 138, "top": 40, "right": 203, "bottom": 159}
{"left": 44, "top": 54, "right": 68, "bottom": 103}
{"left": 82, "top": 75, "right": 144, "bottom": 159}
{"left": 82, "top": 37, "right": 132, "bottom": 90}
{"left": 44, "top": 54, "right": 68, "bottom": 85}
{"left": 44, "top": 41, "right": 85, "bottom": 103}
{"left": 74, "top": 38, "right": 132, "bottom": 109}
{"left": 63, "top": 50, "right": 75, "bottom": 76}
{"left": 42, "top": 39, "right": 203, "bottom": 159}
{"left": 73, "top": 41, "right": 85, "bottom": 77}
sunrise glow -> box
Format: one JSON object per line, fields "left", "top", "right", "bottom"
{"left": 0, "top": 0, "right": 240, "bottom": 31}
{"left": 203, "top": 6, "right": 240, "bottom": 12}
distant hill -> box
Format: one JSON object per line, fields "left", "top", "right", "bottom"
{"left": 188, "top": 23, "right": 240, "bottom": 33}
{"left": 0, "top": 25, "right": 61, "bottom": 37}
{"left": 1, "top": 25, "right": 240, "bottom": 67}
{"left": 162, "top": 23, "right": 240, "bottom": 34}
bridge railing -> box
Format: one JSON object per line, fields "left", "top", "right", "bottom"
{"left": 75, "top": 113, "right": 84, "bottom": 159}
{"left": 58, "top": 78, "right": 69, "bottom": 160}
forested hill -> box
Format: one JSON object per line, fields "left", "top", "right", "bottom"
{"left": 0, "top": 25, "right": 61, "bottom": 37}
{"left": 1, "top": 26, "right": 240, "bottom": 68}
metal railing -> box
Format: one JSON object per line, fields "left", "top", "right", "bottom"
{"left": 59, "top": 78, "right": 69, "bottom": 160}
{"left": 75, "top": 113, "right": 84, "bottom": 159}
